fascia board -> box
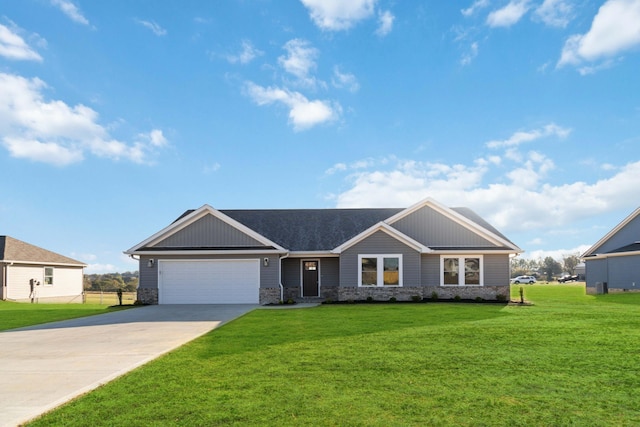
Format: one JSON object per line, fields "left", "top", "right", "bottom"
{"left": 429, "top": 249, "right": 520, "bottom": 255}
{"left": 125, "top": 204, "right": 287, "bottom": 253}
{"left": 581, "top": 207, "right": 640, "bottom": 257}
{"left": 584, "top": 250, "right": 640, "bottom": 260}
{"left": 333, "top": 222, "right": 430, "bottom": 254}
{"left": 385, "top": 197, "right": 522, "bottom": 252}
{"left": 287, "top": 251, "right": 339, "bottom": 258}
{"left": 4, "top": 260, "right": 87, "bottom": 267}
{"left": 127, "top": 249, "right": 288, "bottom": 256}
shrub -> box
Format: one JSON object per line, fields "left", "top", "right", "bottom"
{"left": 389, "top": 297, "right": 397, "bottom": 303}
{"left": 475, "top": 296, "right": 484, "bottom": 302}
{"left": 347, "top": 299, "right": 355, "bottom": 304}
{"left": 287, "top": 298, "right": 295, "bottom": 305}
{"left": 431, "top": 291, "right": 439, "bottom": 301}
{"left": 366, "top": 296, "right": 374, "bottom": 302}
{"left": 496, "top": 294, "right": 507, "bottom": 301}
{"left": 454, "top": 295, "right": 461, "bottom": 301}
{"left": 324, "top": 298, "right": 333, "bottom": 304}
{"left": 411, "top": 295, "right": 422, "bottom": 302}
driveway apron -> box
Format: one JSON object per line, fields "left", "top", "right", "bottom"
{"left": 0, "top": 304, "right": 257, "bottom": 427}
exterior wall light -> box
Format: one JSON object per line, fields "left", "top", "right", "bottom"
{"left": 147, "top": 259, "right": 155, "bottom": 268}
{"left": 263, "top": 257, "right": 269, "bottom": 267}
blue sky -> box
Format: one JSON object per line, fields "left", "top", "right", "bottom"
{"left": 1, "top": 0, "right": 640, "bottom": 273}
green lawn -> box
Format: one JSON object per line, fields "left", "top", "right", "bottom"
{"left": 0, "top": 301, "right": 128, "bottom": 331}
{"left": 29, "top": 285, "right": 640, "bottom": 426}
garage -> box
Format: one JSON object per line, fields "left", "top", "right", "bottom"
{"left": 158, "top": 259, "right": 260, "bottom": 304}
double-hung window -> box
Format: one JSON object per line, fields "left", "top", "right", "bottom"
{"left": 359, "top": 254, "right": 402, "bottom": 286}
{"left": 44, "top": 267, "right": 54, "bottom": 286}
{"left": 441, "top": 256, "right": 483, "bottom": 286}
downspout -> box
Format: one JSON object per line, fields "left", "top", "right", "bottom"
{"left": 279, "top": 252, "right": 290, "bottom": 302}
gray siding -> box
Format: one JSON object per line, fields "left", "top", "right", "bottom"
{"left": 321, "top": 257, "right": 340, "bottom": 286}
{"left": 154, "top": 215, "right": 265, "bottom": 248}
{"left": 608, "top": 256, "right": 640, "bottom": 289}
{"left": 591, "top": 214, "right": 640, "bottom": 254}
{"left": 484, "top": 254, "right": 510, "bottom": 285}
{"left": 282, "top": 258, "right": 300, "bottom": 288}
{"left": 340, "top": 231, "right": 420, "bottom": 286}
{"left": 392, "top": 205, "right": 496, "bottom": 247}
{"left": 420, "top": 253, "right": 509, "bottom": 286}
{"left": 421, "top": 254, "right": 440, "bottom": 284}
{"left": 138, "top": 253, "right": 279, "bottom": 291}
{"left": 585, "top": 258, "right": 608, "bottom": 289}
{"left": 586, "top": 255, "right": 640, "bottom": 290}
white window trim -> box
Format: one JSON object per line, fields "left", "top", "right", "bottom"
{"left": 440, "top": 255, "right": 484, "bottom": 287}
{"left": 358, "top": 254, "right": 403, "bottom": 287}
{"left": 44, "top": 266, "right": 54, "bottom": 286}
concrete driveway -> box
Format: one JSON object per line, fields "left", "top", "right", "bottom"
{"left": 0, "top": 304, "right": 258, "bottom": 427}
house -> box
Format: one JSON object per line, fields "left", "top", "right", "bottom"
{"left": 0, "top": 236, "right": 86, "bottom": 303}
{"left": 125, "top": 198, "right": 522, "bottom": 305}
{"left": 582, "top": 207, "right": 640, "bottom": 294}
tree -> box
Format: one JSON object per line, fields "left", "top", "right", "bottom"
{"left": 541, "top": 256, "right": 562, "bottom": 281}
{"left": 562, "top": 254, "right": 580, "bottom": 275}
{"left": 510, "top": 257, "right": 540, "bottom": 278}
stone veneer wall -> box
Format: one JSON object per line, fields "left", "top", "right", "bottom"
{"left": 260, "top": 287, "right": 281, "bottom": 305}
{"left": 137, "top": 288, "right": 158, "bottom": 305}
{"left": 283, "top": 285, "right": 339, "bottom": 302}
{"left": 338, "top": 285, "right": 508, "bottom": 301}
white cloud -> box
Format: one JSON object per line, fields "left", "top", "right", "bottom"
{"left": 332, "top": 66, "right": 360, "bottom": 92}
{"left": 325, "top": 162, "right": 347, "bottom": 175}
{"left": 462, "top": 0, "right": 491, "bottom": 17}
{"left": 376, "top": 10, "right": 395, "bottom": 36}
{"left": 486, "top": 0, "right": 531, "bottom": 28}
{"left": 244, "top": 81, "right": 341, "bottom": 131}
{"left": 521, "top": 245, "right": 591, "bottom": 261}
{"left": 558, "top": 0, "right": 640, "bottom": 70}
{"left": 486, "top": 123, "right": 571, "bottom": 148}
{"left": 534, "top": 0, "right": 574, "bottom": 28}
{"left": 461, "top": 42, "right": 479, "bottom": 65}
{"left": 300, "top": 0, "right": 377, "bottom": 31}
{"left": 0, "top": 72, "right": 167, "bottom": 166}
{"left": 226, "top": 40, "right": 263, "bottom": 64}
{"left": 0, "top": 24, "right": 43, "bottom": 61}
{"left": 331, "top": 154, "right": 640, "bottom": 236}
{"left": 278, "top": 39, "right": 320, "bottom": 87}
{"left": 51, "top": 0, "right": 90, "bottom": 26}
{"left": 135, "top": 19, "right": 167, "bottom": 36}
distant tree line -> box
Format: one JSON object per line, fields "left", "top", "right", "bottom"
{"left": 84, "top": 271, "right": 139, "bottom": 292}
{"left": 511, "top": 254, "right": 581, "bottom": 282}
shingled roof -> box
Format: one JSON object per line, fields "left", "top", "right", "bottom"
{"left": 170, "top": 206, "right": 515, "bottom": 252}
{"left": 0, "top": 236, "right": 86, "bottom": 266}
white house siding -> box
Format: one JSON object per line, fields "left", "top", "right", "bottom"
{"left": 7, "top": 264, "right": 83, "bottom": 303}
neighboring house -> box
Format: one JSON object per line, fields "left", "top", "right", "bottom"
{"left": 125, "top": 198, "right": 522, "bottom": 305}
{"left": 582, "top": 207, "right": 640, "bottom": 294}
{"left": 0, "top": 236, "right": 86, "bottom": 303}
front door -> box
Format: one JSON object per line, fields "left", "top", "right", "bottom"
{"left": 302, "top": 260, "right": 319, "bottom": 297}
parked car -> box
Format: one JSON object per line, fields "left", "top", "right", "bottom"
{"left": 558, "top": 275, "right": 578, "bottom": 283}
{"left": 510, "top": 275, "right": 536, "bottom": 284}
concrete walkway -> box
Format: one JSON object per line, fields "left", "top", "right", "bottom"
{"left": 0, "top": 304, "right": 259, "bottom": 427}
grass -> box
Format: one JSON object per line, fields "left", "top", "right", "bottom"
{"left": 29, "top": 284, "right": 640, "bottom": 426}
{"left": 84, "top": 291, "right": 136, "bottom": 305}
{"left": 0, "top": 300, "right": 129, "bottom": 332}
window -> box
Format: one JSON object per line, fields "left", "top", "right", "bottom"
{"left": 441, "top": 256, "right": 483, "bottom": 286}
{"left": 44, "top": 267, "right": 54, "bottom": 285}
{"left": 359, "top": 255, "right": 402, "bottom": 287}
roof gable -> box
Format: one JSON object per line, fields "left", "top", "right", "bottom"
{"left": 332, "top": 222, "right": 430, "bottom": 253}
{"left": 125, "top": 205, "right": 286, "bottom": 254}
{"left": 0, "top": 236, "right": 86, "bottom": 266}
{"left": 582, "top": 207, "right": 640, "bottom": 257}
{"left": 385, "top": 198, "right": 521, "bottom": 251}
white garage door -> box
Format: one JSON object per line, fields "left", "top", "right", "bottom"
{"left": 158, "top": 259, "right": 260, "bottom": 304}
